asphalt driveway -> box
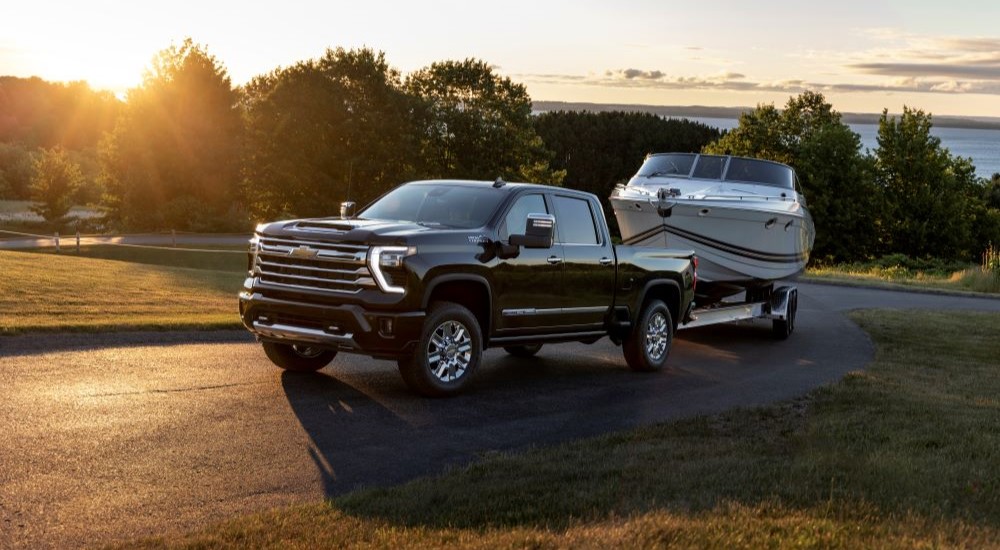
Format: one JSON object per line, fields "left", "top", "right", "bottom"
{"left": 1, "top": 282, "right": 999, "bottom": 548}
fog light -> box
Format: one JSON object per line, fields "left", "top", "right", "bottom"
{"left": 379, "top": 317, "right": 394, "bottom": 337}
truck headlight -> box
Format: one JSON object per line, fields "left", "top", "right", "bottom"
{"left": 248, "top": 235, "right": 260, "bottom": 274}
{"left": 369, "top": 246, "right": 415, "bottom": 294}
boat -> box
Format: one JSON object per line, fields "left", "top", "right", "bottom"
{"left": 610, "top": 153, "right": 815, "bottom": 303}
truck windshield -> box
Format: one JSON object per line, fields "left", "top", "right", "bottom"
{"left": 358, "top": 184, "right": 506, "bottom": 229}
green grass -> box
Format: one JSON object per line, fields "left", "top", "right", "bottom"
{"left": 806, "top": 257, "right": 1000, "bottom": 295}
{"left": 118, "top": 310, "right": 1000, "bottom": 549}
{"left": 0, "top": 249, "right": 244, "bottom": 334}
{"left": 26, "top": 244, "right": 248, "bottom": 273}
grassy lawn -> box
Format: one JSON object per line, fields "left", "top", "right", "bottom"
{"left": 805, "top": 263, "right": 1000, "bottom": 295}
{"left": 26, "top": 244, "right": 248, "bottom": 272}
{"left": 805, "top": 249, "right": 1000, "bottom": 295}
{"left": 118, "top": 309, "right": 1000, "bottom": 549}
{"left": 0, "top": 249, "right": 244, "bottom": 334}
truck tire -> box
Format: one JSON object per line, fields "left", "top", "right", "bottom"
{"left": 623, "top": 299, "right": 673, "bottom": 372}
{"left": 261, "top": 341, "right": 337, "bottom": 372}
{"left": 503, "top": 344, "right": 542, "bottom": 357}
{"left": 772, "top": 290, "right": 798, "bottom": 340}
{"left": 398, "top": 302, "right": 483, "bottom": 397}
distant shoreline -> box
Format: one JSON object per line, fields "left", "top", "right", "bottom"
{"left": 532, "top": 101, "right": 1000, "bottom": 131}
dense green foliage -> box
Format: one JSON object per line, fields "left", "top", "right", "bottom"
{"left": 2, "top": 43, "right": 999, "bottom": 263}
{"left": 534, "top": 110, "right": 721, "bottom": 200}
{"left": 874, "top": 107, "right": 992, "bottom": 259}
{"left": 240, "top": 53, "right": 564, "bottom": 220}
{"left": 28, "top": 146, "right": 84, "bottom": 224}
{"left": 406, "top": 59, "right": 563, "bottom": 186}
{"left": 100, "top": 39, "right": 244, "bottom": 231}
{"left": 241, "top": 48, "right": 422, "bottom": 219}
{"left": 0, "top": 76, "right": 120, "bottom": 149}
{"left": 0, "top": 142, "right": 35, "bottom": 199}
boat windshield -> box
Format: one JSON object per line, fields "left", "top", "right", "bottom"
{"left": 633, "top": 153, "right": 796, "bottom": 190}
{"left": 724, "top": 157, "right": 794, "bottom": 189}
{"left": 635, "top": 153, "right": 696, "bottom": 178}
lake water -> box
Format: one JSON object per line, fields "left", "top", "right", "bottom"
{"left": 687, "top": 117, "right": 1000, "bottom": 179}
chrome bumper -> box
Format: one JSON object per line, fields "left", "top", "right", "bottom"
{"left": 251, "top": 321, "right": 357, "bottom": 349}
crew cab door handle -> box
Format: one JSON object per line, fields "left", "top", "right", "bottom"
{"left": 599, "top": 257, "right": 613, "bottom": 266}
{"left": 547, "top": 256, "right": 562, "bottom": 265}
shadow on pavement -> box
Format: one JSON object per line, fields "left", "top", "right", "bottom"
{"left": 0, "top": 330, "right": 251, "bottom": 359}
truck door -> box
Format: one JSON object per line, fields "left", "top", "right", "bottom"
{"left": 493, "top": 192, "right": 566, "bottom": 333}
{"left": 551, "top": 194, "right": 616, "bottom": 329}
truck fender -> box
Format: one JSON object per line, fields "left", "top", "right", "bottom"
{"left": 634, "top": 278, "right": 682, "bottom": 328}
{"left": 421, "top": 274, "right": 493, "bottom": 311}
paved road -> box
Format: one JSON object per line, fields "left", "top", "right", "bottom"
{"left": 0, "top": 232, "right": 250, "bottom": 250}
{"left": 2, "top": 282, "right": 999, "bottom": 548}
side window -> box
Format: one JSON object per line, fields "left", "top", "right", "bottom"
{"left": 501, "top": 194, "right": 548, "bottom": 240}
{"left": 553, "top": 196, "right": 599, "bottom": 245}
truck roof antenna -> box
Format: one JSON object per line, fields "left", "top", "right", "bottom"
{"left": 493, "top": 177, "right": 506, "bottom": 188}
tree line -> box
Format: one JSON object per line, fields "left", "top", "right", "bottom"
{"left": 1, "top": 40, "right": 999, "bottom": 262}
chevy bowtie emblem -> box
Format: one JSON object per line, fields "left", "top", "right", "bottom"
{"left": 289, "top": 245, "right": 319, "bottom": 259}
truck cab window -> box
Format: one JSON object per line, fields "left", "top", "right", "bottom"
{"left": 501, "top": 194, "right": 547, "bottom": 240}
{"left": 553, "top": 196, "right": 599, "bottom": 245}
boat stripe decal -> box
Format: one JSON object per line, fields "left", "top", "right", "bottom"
{"left": 621, "top": 224, "right": 669, "bottom": 246}
{"left": 624, "top": 225, "right": 808, "bottom": 264}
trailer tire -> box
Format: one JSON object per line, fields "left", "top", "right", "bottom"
{"left": 624, "top": 299, "right": 673, "bottom": 372}
{"left": 772, "top": 290, "right": 798, "bottom": 340}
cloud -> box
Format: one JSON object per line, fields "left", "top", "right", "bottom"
{"left": 517, "top": 69, "right": 1000, "bottom": 97}
{"left": 519, "top": 30, "right": 1000, "bottom": 98}
{"left": 850, "top": 61, "right": 1000, "bottom": 80}
{"left": 612, "top": 68, "right": 666, "bottom": 80}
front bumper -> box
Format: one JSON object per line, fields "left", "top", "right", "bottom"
{"left": 239, "top": 288, "right": 425, "bottom": 359}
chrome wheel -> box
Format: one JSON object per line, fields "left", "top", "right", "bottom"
{"left": 426, "top": 320, "right": 472, "bottom": 383}
{"left": 645, "top": 312, "right": 669, "bottom": 361}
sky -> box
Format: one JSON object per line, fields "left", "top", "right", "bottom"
{"left": 2, "top": 0, "right": 1000, "bottom": 117}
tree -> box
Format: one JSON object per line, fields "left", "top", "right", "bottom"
{"left": 241, "top": 48, "right": 422, "bottom": 219}
{"left": 0, "top": 142, "right": 36, "bottom": 199}
{"left": 534, "top": 110, "right": 721, "bottom": 196}
{"left": 704, "top": 103, "right": 788, "bottom": 163}
{"left": 0, "top": 76, "right": 120, "bottom": 149}
{"left": 704, "top": 92, "right": 882, "bottom": 261}
{"left": 101, "top": 39, "right": 243, "bottom": 231}
{"left": 406, "top": 59, "right": 563, "bottom": 184}
{"left": 986, "top": 174, "right": 1000, "bottom": 210}
{"left": 874, "top": 107, "right": 982, "bottom": 259}
{"left": 29, "top": 146, "right": 83, "bottom": 225}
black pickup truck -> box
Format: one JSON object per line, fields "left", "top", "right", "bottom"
{"left": 239, "top": 180, "right": 696, "bottom": 396}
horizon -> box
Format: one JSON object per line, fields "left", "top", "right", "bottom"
{"left": 3, "top": 1, "right": 1000, "bottom": 118}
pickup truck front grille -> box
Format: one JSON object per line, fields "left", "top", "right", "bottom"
{"left": 255, "top": 237, "right": 376, "bottom": 294}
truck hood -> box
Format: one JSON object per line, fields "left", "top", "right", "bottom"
{"left": 256, "top": 217, "right": 439, "bottom": 245}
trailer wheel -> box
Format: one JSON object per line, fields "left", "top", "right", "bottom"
{"left": 504, "top": 344, "right": 542, "bottom": 358}
{"left": 261, "top": 341, "right": 337, "bottom": 372}
{"left": 624, "top": 299, "right": 673, "bottom": 372}
{"left": 772, "top": 290, "right": 798, "bottom": 340}
{"left": 398, "top": 302, "right": 483, "bottom": 397}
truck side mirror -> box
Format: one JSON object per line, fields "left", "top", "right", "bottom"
{"left": 510, "top": 213, "right": 555, "bottom": 249}
{"left": 340, "top": 201, "right": 356, "bottom": 219}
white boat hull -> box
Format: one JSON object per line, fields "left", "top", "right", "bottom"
{"left": 612, "top": 196, "right": 814, "bottom": 285}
